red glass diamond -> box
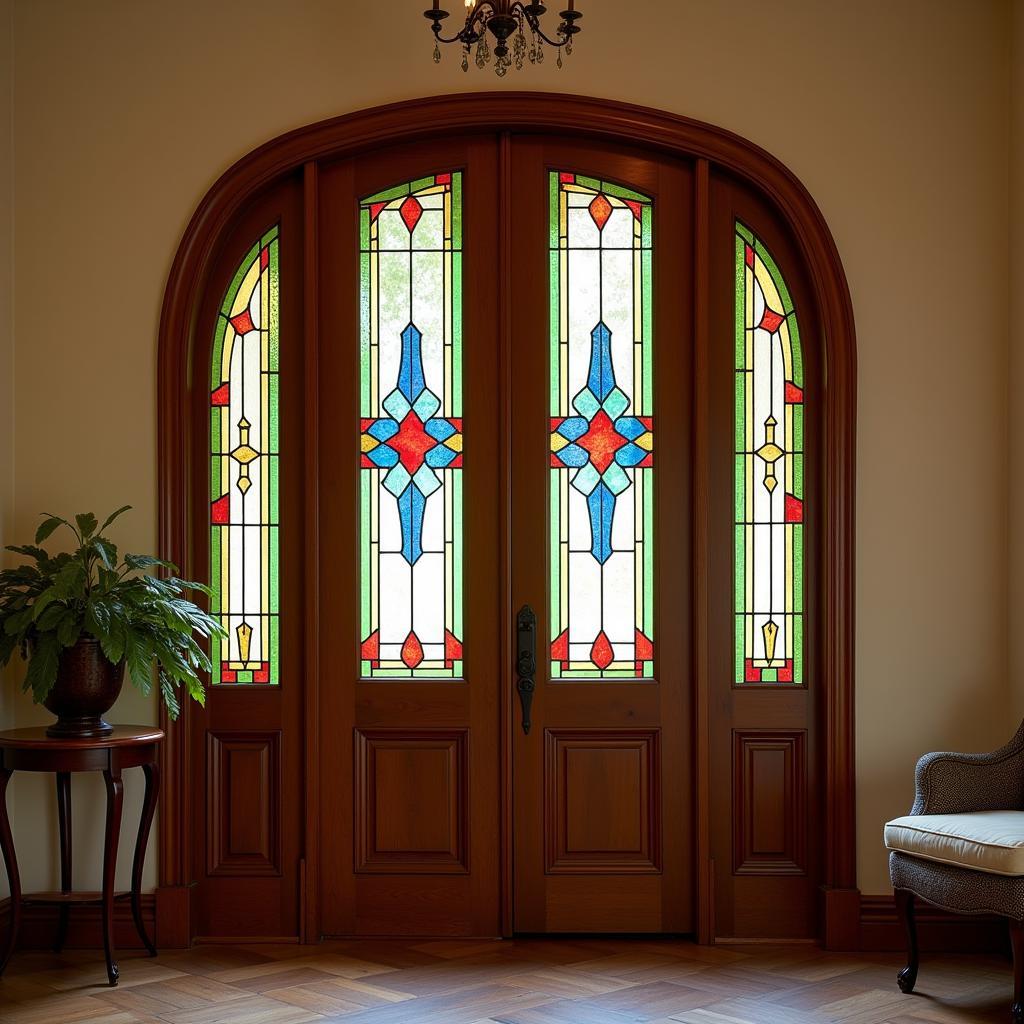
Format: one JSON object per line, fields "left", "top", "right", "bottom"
{"left": 402, "top": 631, "right": 424, "bottom": 669}
{"left": 577, "top": 409, "right": 626, "bottom": 473}
{"left": 390, "top": 411, "right": 436, "bottom": 473}
{"left": 210, "top": 383, "right": 230, "bottom": 407}
{"left": 591, "top": 631, "right": 614, "bottom": 670}
{"left": 588, "top": 194, "right": 613, "bottom": 231}
{"left": 785, "top": 494, "right": 803, "bottom": 523}
{"left": 399, "top": 196, "right": 423, "bottom": 234}
{"left": 260, "top": 246, "right": 269, "bottom": 270}
{"left": 759, "top": 308, "right": 785, "bottom": 333}
{"left": 785, "top": 382, "right": 804, "bottom": 404}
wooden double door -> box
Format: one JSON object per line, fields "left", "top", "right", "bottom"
{"left": 187, "top": 117, "right": 823, "bottom": 943}
{"left": 317, "top": 135, "right": 694, "bottom": 936}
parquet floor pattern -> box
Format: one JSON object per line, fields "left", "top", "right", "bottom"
{"left": 0, "top": 937, "right": 1014, "bottom": 1024}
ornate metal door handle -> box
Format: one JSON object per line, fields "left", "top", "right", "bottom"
{"left": 516, "top": 605, "right": 536, "bottom": 735}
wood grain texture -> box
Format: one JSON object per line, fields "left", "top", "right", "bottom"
{"left": 545, "top": 730, "right": 660, "bottom": 874}
{"left": 733, "top": 731, "right": 806, "bottom": 876}
{"left": 0, "top": 935, "right": 1015, "bottom": 1024}
{"left": 354, "top": 730, "right": 468, "bottom": 874}
{"left": 207, "top": 732, "right": 282, "bottom": 878}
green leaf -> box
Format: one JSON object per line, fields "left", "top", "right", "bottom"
{"left": 34, "top": 516, "right": 64, "bottom": 545}
{"left": 99, "top": 505, "right": 132, "bottom": 532}
{"left": 159, "top": 673, "right": 181, "bottom": 720}
{"left": 93, "top": 538, "right": 117, "bottom": 570}
{"left": 5, "top": 545, "right": 49, "bottom": 563}
{"left": 75, "top": 512, "right": 98, "bottom": 539}
{"left": 4, "top": 607, "right": 32, "bottom": 636}
{"left": 24, "top": 634, "right": 60, "bottom": 702}
{"left": 124, "top": 553, "right": 175, "bottom": 573}
{"left": 55, "top": 611, "right": 82, "bottom": 649}
{"left": 35, "top": 602, "right": 67, "bottom": 631}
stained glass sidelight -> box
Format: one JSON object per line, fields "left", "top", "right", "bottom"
{"left": 210, "top": 226, "right": 280, "bottom": 685}
{"left": 735, "top": 221, "right": 805, "bottom": 685}
{"left": 549, "top": 172, "right": 654, "bottom": 680}
{"left": 359, "top": 174, "right": 464, "bottom": 678}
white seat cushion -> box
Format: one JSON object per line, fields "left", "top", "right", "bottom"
{"left": 885, "top": 811, "right": 1024, "bottom": 876}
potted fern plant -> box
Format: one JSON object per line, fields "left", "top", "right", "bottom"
{"left": 0, "top": 507, "right": 224, "bottom": 737}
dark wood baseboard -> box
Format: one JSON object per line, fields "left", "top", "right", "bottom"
{"left": 0, "top": 894, "right": 156, "bottom": 950}
{"left": 155, "top": 884, "right": 190, "bottom": 948}
{"left": 859, "top": 893, "right": 1008, "bottom": 953}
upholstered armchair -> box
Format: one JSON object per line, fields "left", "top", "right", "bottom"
{"left": 886, "top": 720, "right": 1024, "bottom": 1021}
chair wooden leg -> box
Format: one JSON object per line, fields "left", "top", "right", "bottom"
{"left": 1010, "top": 917, "right": 1024, "bottom": 1023}
{"left": 895, "top": 888, "right": 919, "bottom": 994}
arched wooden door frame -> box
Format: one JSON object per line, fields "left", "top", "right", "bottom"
{"left": 156, "top": 93, "right": 857, "bottom": 948}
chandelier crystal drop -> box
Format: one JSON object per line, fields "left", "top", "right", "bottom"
{"left": 424, "top": 1, "right": 581, "bottom": 76}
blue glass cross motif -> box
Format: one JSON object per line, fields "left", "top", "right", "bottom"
{"left": 360, "top": 323, "right": 463, "bottom": 564}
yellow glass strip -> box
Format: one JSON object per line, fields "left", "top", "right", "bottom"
{"left": 260, "top": 267, "right": 269, "bottom": 369}
{"left": 445, "top": 470, "right": 453, "bottom": 634}
{"left": 785, "top": 522, "right": 793, "bottom": 616}
{"left": 370, "top": 469, "right": 379, "bottom": 634}
{"left": 231, "top": 262, "right": 260, "bottom": 317}
{"left": 560, "top": 471, "right": 569, "bottom": 627}
{"left": 634, "top": 470, "right": 643, "bottom": 622}
{"left": 220, "top": 320, "right": 235, "bottom": 386}
{"left": 261, "top": 530, "right": 269, "bottom": 665}
{"left": 370, "top": 249, "right": 379, "bottom": 413}
{"left": 779, "top": 319, "right": 794, "bottom": 381}
{"left": 785, "top": 405, "right": 794, "bottom": 490}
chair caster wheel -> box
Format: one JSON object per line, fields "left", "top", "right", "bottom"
{"left": 897, "top": 966, "right": 917, "bottom": 994}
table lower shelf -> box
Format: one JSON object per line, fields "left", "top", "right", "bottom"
{"left": 21, "top": 891, "right": 136, "bottom": 906}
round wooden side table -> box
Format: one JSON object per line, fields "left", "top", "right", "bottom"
{"left": 0, "top": 725, "right": 163, "bottom": 986}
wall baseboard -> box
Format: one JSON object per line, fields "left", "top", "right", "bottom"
{"left": 859, "top": 893, "right": 1007, "bottom": 953}
{"left": 0, "top": 895, "right": 156, "bottom": 951}
{"left": 0, "top": 890, "right": 1005, "bottom": 954}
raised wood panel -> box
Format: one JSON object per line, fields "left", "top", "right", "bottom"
{"left": 732, "top": 730, "right": 806, "bottom": 876}
{"left": 545, "top": 729, "right": 661, "bottom": 874}
{"left": 207, "top": 731, "right": 281, "bottom": 877}
{"left": 354, "top": 729, "right": 468, "bottom": 874}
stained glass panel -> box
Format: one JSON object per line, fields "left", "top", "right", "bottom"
{"left": 360, "top": 173, "right": 464, "bottom": 678}
{"left": 735, "top": 221, "right": 804, "bottom": 685}
{"left": 210, "top": 226, "right": 280, "bottom": 685}
{"left": 549, "top": 172, "right": 654, "bottom": 680}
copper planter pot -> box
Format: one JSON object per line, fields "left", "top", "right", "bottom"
{"left": 43, "top": 637, "right": 124, "bottom": 739}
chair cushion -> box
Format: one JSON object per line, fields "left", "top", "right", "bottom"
{"left": 885, "top": 811, "right": 1024, "bottom": 876}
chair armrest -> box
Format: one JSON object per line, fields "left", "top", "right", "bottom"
{"left": 911, "top": 721, "right": 1024, "bottom": 814}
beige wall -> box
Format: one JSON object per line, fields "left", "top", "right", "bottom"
{"left": 3, "top": 0, "right": 1016, "bottom": 901}
{"left": 1011, "top": 6, "right": 1024, "bottom": 706}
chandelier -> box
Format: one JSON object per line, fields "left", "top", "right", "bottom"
{"left": 425, "top": 1, "right": 582, "bottom": 76}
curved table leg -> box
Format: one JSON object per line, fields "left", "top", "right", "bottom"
{"left": 130, "top": 762, "right": 159, "bottom": 956}
{"left": 0, "top": 767, "right": 19, "bottom": 976}
{"left": 101, "top": 767, "right": 123, "bottom": 986}
{"left": 54, "top": 772, "right": 71, "bottom": 953}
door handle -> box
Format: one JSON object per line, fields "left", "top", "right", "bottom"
{"left": 515, "top": 605, "right": 536, "bottom": 735}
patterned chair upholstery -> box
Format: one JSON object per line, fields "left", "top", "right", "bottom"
{"left": 887, "top": 721, "right": 1024, "bottom": 1022}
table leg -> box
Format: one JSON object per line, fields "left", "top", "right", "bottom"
{"left": 0, "top": 768, "right": 19, "bottom": 976}
{"left": 130, "top": 762, "right": 159, "bottom": 956}
{"left": 54, "top": 772, "right": 71, "bottom": 953}
{"left": 101, "top": 767, "right": 123, "bottom": 986}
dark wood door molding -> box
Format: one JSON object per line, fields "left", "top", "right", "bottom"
{"left": 157, "top": 93, "right": 857, "bottom": 946}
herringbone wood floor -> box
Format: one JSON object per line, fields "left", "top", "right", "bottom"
{"left": 0, "top": 937, "right": 1014, "bottom": 1024}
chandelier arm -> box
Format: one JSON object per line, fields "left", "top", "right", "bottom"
{"left": 514, "top": 6, "right": 573, "bottom": 48}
